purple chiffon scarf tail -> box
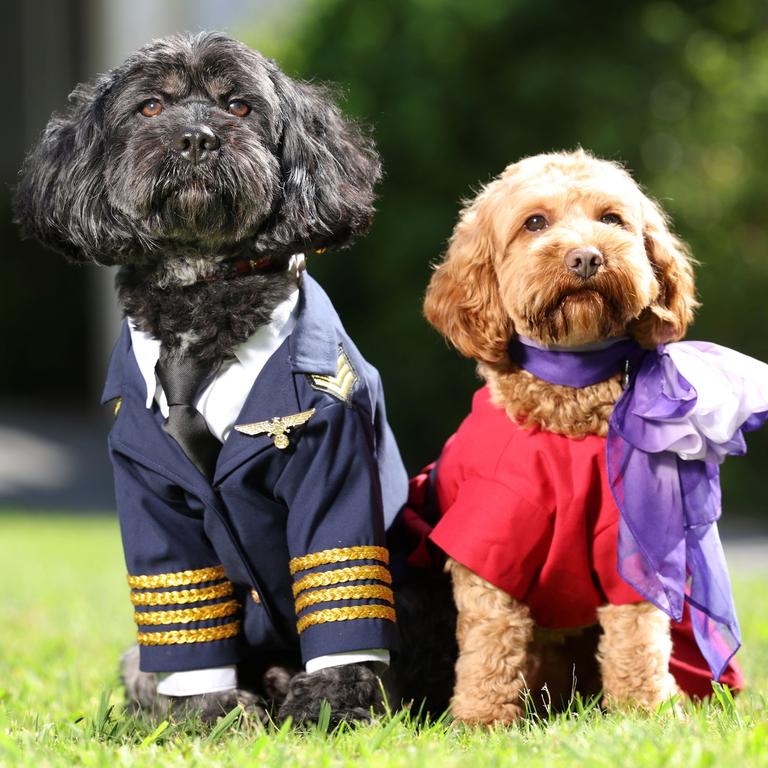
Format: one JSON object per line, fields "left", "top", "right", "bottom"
{"left": 510, "top": 334, "right": 768, "bottom": 680}
{"left": 607, "top": 342, "right": 768, "bottom": 679}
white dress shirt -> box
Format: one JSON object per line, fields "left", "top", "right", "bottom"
{"left": 128, "top": 267, "right": 388, "bottom": 697}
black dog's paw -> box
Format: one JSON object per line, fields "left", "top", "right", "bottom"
{"left": 119, "top": 645, "right": 268, "bottom": 724}
{"left": 120, "top": 645, "right": 160, "bottom": 710}
{"left": 261, "top": 664, "right": 300, "bottom": 707}
{"left": 163, "top": 688, "right": 269, "bottom": 725}
{"left": 277, "top": 663, "right": 383, "bottom": 727}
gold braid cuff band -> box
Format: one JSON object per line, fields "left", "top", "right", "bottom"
{"left": 297, "top": 605, "right": 396, "bottom": 634}
{"left": 130, "top": 581, "right": 234, "bottom": 606}
{"left": 137, "top": 621, "right": 241, "bottom": 646}
{"left": 292, "top": 565, "right": 393, "bottom": 597}
{"left": 295, "top": 584, "right": 394, "bottom": 614}
{"left": 134, "top": 600, "right": 240, "bottom": 626}
{"left": 127, "top": 565, "right": 226, "bottom": 589}
{"left": 289, "top": 546, "right": 389, "bottom": 576}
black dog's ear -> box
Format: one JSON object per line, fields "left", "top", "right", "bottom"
{"left": 254, "top": 71, "right": 382, "bottom": 255}
{"left": 14, "top": 75, "right": 136, "bottom": 264}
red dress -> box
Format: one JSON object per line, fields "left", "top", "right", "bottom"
{"left": 414, "top": 386, "right": 744, "bottom": 697}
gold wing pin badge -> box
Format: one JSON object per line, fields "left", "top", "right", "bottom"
{"left": 234, "top": 408, "right": 316, "bottom": 449}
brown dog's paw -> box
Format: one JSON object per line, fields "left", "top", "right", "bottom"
{"left": 451, "top": 698, "right": 525, "bottom": 726}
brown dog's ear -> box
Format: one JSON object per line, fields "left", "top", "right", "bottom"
{"left": 630, "top": 197, "right": 698, "bottom": 348}
{"left": 424, "top": 196, "right": 513, "bottom": 364}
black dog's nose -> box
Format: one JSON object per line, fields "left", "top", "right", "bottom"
{"left": 173, "top": 126, "right": 221, "bottom": 164}
{"left": 565, "top": 247, "right": 604, "bottom": 280}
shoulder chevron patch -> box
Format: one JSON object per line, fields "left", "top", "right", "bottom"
{"left": 308, "top": 346, "right": 358, "bottom": 402}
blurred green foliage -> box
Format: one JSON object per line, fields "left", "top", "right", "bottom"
{"left": 246, "top": 0, "right": 768, "bottom": 514}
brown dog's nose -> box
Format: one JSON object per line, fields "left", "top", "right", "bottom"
{"left": 564, "top": 247, "right": 604, "bottom": 280}
{"left": 173, "top": 125, "right": 221, "bottom": 165}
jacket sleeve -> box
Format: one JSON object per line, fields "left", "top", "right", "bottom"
{"left": 274, "top": 400, "right": 399, "bottom": 663}
{"left": 111, "top": 450, "right": 242, "bottom": 673}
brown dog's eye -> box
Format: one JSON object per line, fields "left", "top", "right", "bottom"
{"left": 140, "top": 99, "right": 163, "bottom": 117}
{"left": 600, "top": 213, "right": 624, "bottom": 227}
{"left": 523, "top": 215, "right": 549, "bottom": 232}
{"left": 228, "top": 99, "right": 251, "bottom": 117}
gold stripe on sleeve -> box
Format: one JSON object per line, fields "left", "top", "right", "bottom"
{"left": 289, "top": 546, "right": 389, "bottom": 576}
{"left": 296, "top": 605, "right": 396, "bottom": 634}
{"left": 127, "top": 565, "right": 226, "bottom": 589}
{"left": 137, "top": 621, "right": 240, "bottom": 646}
{"left": 292, "top": 565, "right": 392, "bottom": 597}
{"left": 294, "top": 584, "right": 394, "bottom": 613}
{"left": 129, "top": 581, "right": 234, "bottom": 606}
{"left": 134, "top": 600, "right": 240, "bottom": 626}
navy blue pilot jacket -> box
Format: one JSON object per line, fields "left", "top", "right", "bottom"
{"left": 102, "top": 274, "right": 408, "bottom": 672}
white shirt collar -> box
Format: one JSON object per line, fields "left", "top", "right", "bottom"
{"left": 128, "top": 282, "right": 300, "bottom": 411}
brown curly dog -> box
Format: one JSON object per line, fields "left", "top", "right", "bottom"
{"left": 423, "top": 149, "right": 697, "bottom": 724}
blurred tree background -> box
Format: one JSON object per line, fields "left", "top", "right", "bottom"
{"left": 2, "top": 0, "right": 766, "bottom": 517}
{"left": 247, "top": 0, "right": 768, "bottom": 515}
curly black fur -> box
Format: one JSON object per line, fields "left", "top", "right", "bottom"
{"left": 385, "top": 572, "right": 458, "bottom": 717}
{"left": 277, "top": 663, "right": 384, "bottom": 728}
{"left": 14, "top": 31, "right": 381, "bottom": 358}
{"left": 120, "top": 645, "right": 269, "bottom": 725}
{"left": 117, "top": 261, "right": 298, "bottom": 364}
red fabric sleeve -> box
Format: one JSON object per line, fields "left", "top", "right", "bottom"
{"left": 401, "top": 463, "right": 446, "bottom": 570}
{"left": 429, "top": 477, "right": 553, "bottom": 600}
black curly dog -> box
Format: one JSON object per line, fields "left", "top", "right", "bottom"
{"left": 15, "top": 31, "right": 378, "bottom": 369}
{"left": 13, "top": 31, "right": 460, "bottom": 727}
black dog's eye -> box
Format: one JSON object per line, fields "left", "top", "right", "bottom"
{"left": 139, "top": 99, "right": 163, "bottom": 117}
{"left": 228, "top": 99, "right": 251, "bottom": 117}
{"left": 523, "top": 215, "right": 549, "bottom": 232}
{"left": 600, "top": 212, "right": 624, "bottom": 227}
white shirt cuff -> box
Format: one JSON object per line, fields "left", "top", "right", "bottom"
{"left": 305, "top": 649, "right": 390, "bottom": 674}
{"left": 156, "top": 665, "right": 237, "bottom": 697}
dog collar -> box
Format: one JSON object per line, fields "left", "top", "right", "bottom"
{"left": 200, "top": 251, "right": 310, "bottom": 284}
{"left": 202, "top": 255, "right": 278, "bottom": 282}
{"left": 507, "top": 335, "right": 643, "bottom": 388}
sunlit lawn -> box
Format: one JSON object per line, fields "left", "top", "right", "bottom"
{"left": 1, "top": 514, "right": 768, "bottom": 767}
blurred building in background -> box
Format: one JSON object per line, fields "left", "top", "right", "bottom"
{"left": 2, "top": 0, "right": 767, "bottom": 525}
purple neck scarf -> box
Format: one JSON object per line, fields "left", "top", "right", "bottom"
{"left": 508, "top": 336, "right": 644, "bottom": 387}
{"left": 508, "top": 335, "right": 768, "bottom": 679}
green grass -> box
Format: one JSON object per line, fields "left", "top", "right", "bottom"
{"left": 2, "top": 514, "right": 768, "bottom": 767}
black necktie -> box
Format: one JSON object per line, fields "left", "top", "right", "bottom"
{"left": 155, "top": 352, "right": 221, "bottom": 480}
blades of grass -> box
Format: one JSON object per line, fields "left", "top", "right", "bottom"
{"left": 428, "top": 708, "right": 453, "bottom": 732}
{"left": 314, "top": 700, "right": 332, "bottom": 734}
{"left": 205, "top": 706, "right": 243, "bottom": 744}
{"left": 0, "top": 729, "right": 21, "bottom": 762}
{"left": 711, "top": 682, "right": 742, "bottom": 727}
{"left": 365, "top": 705, "right": 411, "bottom": 750}
{"left": 655, "top": 693, "right": 682, "bottom": 720}
{"left": 377, "top": 676, "right": 393, "bottom": 721}
{"left": 276, "top": 715, "right": 294, "bottom": 737}
{"left": 107, "top": 712, "right": 135, "bottom": 742}
{"left": 139, "top": 719, "right": 170, "bottom": 748}
{"left": 92, "top": 689, "right": 113, "bottom": 739}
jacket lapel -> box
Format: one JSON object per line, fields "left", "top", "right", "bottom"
{"left": 109, "top": 335, "right": 215, "bottom": 498}
{"left": 213, "top": 338, "right": 300, "bottom": 485}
